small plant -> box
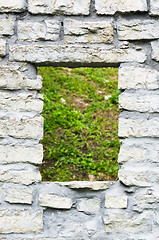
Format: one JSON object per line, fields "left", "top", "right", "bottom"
{"left": 38, "top": 67, "right": 120, "bottom": 182}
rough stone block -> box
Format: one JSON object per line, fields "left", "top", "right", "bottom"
{"left": 56, "top": 181, "right": 114, "bottom": 190}
{"left": 39, "top": 194, "right": 72, "bottom": 209}
{"left": 118, "top": 66, "right": 159, "bottom": 90}
{"left": 133, "top": 194, "right": 159, "bottom": 212}
{"left": 0, "top": 144, "right": 43, "bottom": 165}
{"left": 0, "top": 210, "right": 43, "bottom": 233}
{"left": 18, "top": 20, "right": 60, "bottom": 41}
{"left": 0, "top": 39, "right": 6, "bottom": 56}
{"left": 151, "top": 40, "right": 159, "bottom": 61}
{"left": 119, "top": 117, "right": 159, "bottom": 138}
{"left": 105, "top": 196, "right": 128, "bottom": 209}
{"left": 95, "top": 0, "right": 147, "bottom": 15}
{"left": 119, "top": 91, "right": 159, "bottom": 112}
{"left": 118, "top": 144, "right": 147, "bottom": 163}
{"left": 77, "top": 198, "right": 100, "bottom": 213}
{"left": 150, "top": 0, "right": 159, "bottom": 15}
{"left": 0, "top": 19, "right": 14, "bottom": 35}
{"left": 0, "top": 115, "right": 43, "bottom": 140}
{"left": 0, "top": 168, "right": 41, "bottom": 185}
{"left": 117, "top": 19, "right": 159, "bottom": 40}
{"left": 0, "top": 65, "right": 42, "bottom": 90}
{"left": 118, "top": 169, "right": 149, "bottom": 187}
{"left": 9, "top": 44, "right": 146, "bottom": 65}
{"left": 28, "top": 0, "right": 90, "bottom": 15}
{"left": 0, "top": 91, "right": 43, "bottom": 112}
{"left": 0, "top": 0, "right": 26, "bottom": 12}
{"left": 64, "top": 19, "right": 113, "bottom": 43}
{"left": 103, "top": 212, "right": 151, "bottom": 233}
{"left": 4, "top": 186, "right": 32, "bottom": 204}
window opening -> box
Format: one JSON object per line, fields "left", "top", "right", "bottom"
{"left": 38, "top": 67, "right": 120, "bottom": 182}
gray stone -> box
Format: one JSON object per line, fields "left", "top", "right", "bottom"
{"left": 0, "top": 210, "right": 43, "bottom": 233}
{"left": 117, "top": 19, "right": 159, "bottom": 40}
{"left": 105, "top": 196, "right": 128, "bottom": 209}
{"left": 95, "top": 0, "right": 147, "bottom": 15}
{"left": 0, "top": 19, "right": 14, "bottom": 35}
{"left": 0, "top": 144, "right": 43, "bottom": 164}
{"left": 151, "top": 40, "right": 159, "bottom": 61}
{"left": 77, "top": 198, "right": 100, "bottom": 213}
{"left": 9, "top": 44, "right": 146, "bottom": 65}
{"left": 4, "top": 186, "right": 33, "bottom": 204}
{"left": 56, "top": 181, "right": 114, "bottom": 190}
{"left": 64, "top": 19, "right": 114, "bottom": 43}
{"left": 0, "top": 39, "right": 6, "bottom": 56}
{"left": 39, "top": 194, "right": 72, "bottom": 209}
{"left": 118, "top": 66, "right": 159, "bottom": 90}
{"left": 150, "top": 0, "right": 159, "bottom": 15}
{"left": 0, "top": 0, "right": 26, "bottom": 12}
{"left": 28, "top": 0, "right": 91, "bottom": 15}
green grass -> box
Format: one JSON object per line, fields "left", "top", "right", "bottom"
{"left": 38, "top": 67, "right": 120, "bottom": 182}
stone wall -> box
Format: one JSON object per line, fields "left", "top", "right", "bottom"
{"left": 0, "top": 0, "right": 159, "bottom": 239}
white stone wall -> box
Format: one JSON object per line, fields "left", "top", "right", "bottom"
{"left": 0, "top": 0, "right": 159, "bottom": 239}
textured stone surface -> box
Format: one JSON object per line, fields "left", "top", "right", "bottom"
{"left": 118, "top": 66, "right": 159, "bottom": 89}
{"left": 0, "top": 168, "right": 41, "bottom": 185}
{"left": 0, "top": 91, "right": 43, "bottom": 112}
{"left": 77, "top": 198, "right": 101, "bottom": 213}
{"left": 0, "top": 65, "right": 42, "bottom": 90}
{"left": 9, "top": 44, "right": 146, "bottom": 65}
{"left": 117, "top": 19, "right": 159, "bottom": 40}
{"left": 151, "top": 40, "right": 159, "bottom": 61}
{"left": 39, "top": 194, "right": 72, "bottom": 209}
{"left": 0, "top": 115, "right": 43, "bottom": 140}
{"left": 119, "top": 117, "right": 159, "bottom": 138}
{"left": 0, "top": 210, "right": 43, "bottom": 233}
{"left": 0, "top": 40, "right": 6, "bottom": 56}
{"left": 4, "top": 186, "right": 32, "bottom": 204}
{"left": 64, "top": 19, "right": 114, "bottom": 43}
{"left": 150, "top": 0, "right": 159, "bottom": 15}
{"left": 103, "top": 212, "right": 151, "bottom": 233}
{"left": 0, "top": 144, "right": 43, "bottom": 164}
{"left": 118, "top": 145, "right": 147, "bottom": 163}
{"left": 18, "top": 21, "right": 60, "bottom": 41}
{"left": 28, "top": 0, "right": 91, "bottom": 15}
{"left": 95, "top": 0, "right": 147, "bottom": 15}
{"left": 118, "top": 169, "right": 149, "bottom": 187}
{"left": 105, "top": 196, "right": 128, "bottom": 209}
{"left": 0, "top": 0, "right": 26, "bottom": 12}
{"left": 0, "top": 19, "right": 14, "bottom": 35}
{"left": 56, "top": 181, "right": 114, "bottom": 190}
{"left": 119, "top": 91, "right": 159, "bottom": 112}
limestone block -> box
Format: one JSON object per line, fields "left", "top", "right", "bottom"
{"left": 0, "top": 210, "right": 43, "bottom": 233}
{"left": 56, "top": 181, "right": 114, "bottom": 190}
{"left": 95, "top": 0, "right": 147, "bottom": 15}
{"left": 118, "top": 145, "right": 147, "bottom": 163}
{"left": 118, "top": 117, "right": 159, "bottom": 138}
{"left": 39, "top": 194, "right": 72, "bottom": 209}
{"left": 77, "top": 198, "right": 100, "bottom": 213}
{"left": 0, "top": 169, "right": 41, "bottom": 185}
{"left": 64, "top": 19, "right": 113, "bottom": 43}
{"left": 117, "top": 19, "right": 159, "bottom": 40}
{"left": 0, "top": 65, "right": 42, "bottom": 90}
{"left": 0, "top": 115, "right": 43, "bottom": 140}
{"left": 0, "top": 39, "right": 6, "bottom": 56}
{"left": 105, "top": 196, "right": 128, "bottom": 209}
{"left": 103, "top": 212, "right": 151, "bottom": 233}
{"left": 0, "top": 144, "right": 43, "bottom": 165}
{"left": 0, "top": 91, "right": 43, "bottom": 112}
{"left": 4, "top": 186, "right": 32, "bottom": 204}
{"left": 0, "top": 19, "right": 14, "bottom": 35}
{"left": 118, "top": 169, "right": 149, "bottom": 187}
{"left": 133, "top": 194, "right": 159, "bottom": 212}
{"left": 28, "top": 0, "right": 90, "bottom": 15}
{"left": 0, "top": 0, "right": 26, "bottom": 12}
{"left": 150, "top": 0, "right": 159, "bottom": 15}
{"left": 151, "top": 40, "right": 159, "bottom": 61}
{"left": 18, "top": 20, "right": 60, "bottom": 41}
{"left": 118, "top": 66, "right": 159, "bottom": 90}
{"left": 9, "top": 44, "right": 146, "bottom": 65}
{"left": 119, "top": 91, "right": 159, "bottom": 112}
